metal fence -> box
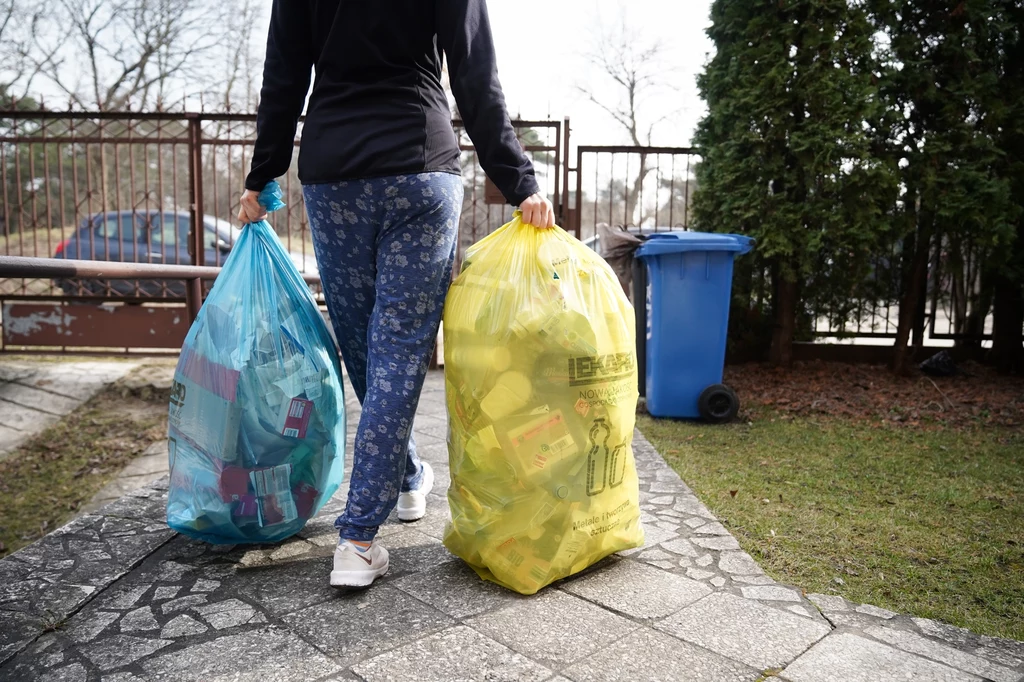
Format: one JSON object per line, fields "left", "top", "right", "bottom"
{"left": 0, "top": 111, "right": 322, "bottom": 301}
{"left": 0, "top": 110, "right": 570, "bottom": 352}
{"left": 569, "top": 145, "right": 999, "bottom": 346}
{"left": 0, "top": 110, "right": 1003, "bottom": 353}
{"left": 573, "top": 145, "right": 700, "bottom": 241}
{"left": 0, "top": 112, "right": 567, "bottom": 290}
{"left": 453, "top": 118, "right": 566, "bottom": 269}
{"left": 806, "top": 235, "right": 996, "bottom": 343}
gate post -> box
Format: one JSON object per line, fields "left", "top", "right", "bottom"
{"left": 912, "top": 233, "right": 931, "bottom": 348}
{"left": 632, "top": 256, "right": 648, "bottom": 398}
{"left": 562, "top": 117, "right": 573, "bottom": 234}
{"left": 186, "top": 114, "right": 205, "bottom": 323}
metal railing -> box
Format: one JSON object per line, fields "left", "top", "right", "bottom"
{"left": 572, "top": 145, "right": 701, "bottom": 242}
{"left": 1, "top": 110, "right": 565, "bottom": 294}
{"left": 2, "top": 110, "right": 1006, "bottom": 349}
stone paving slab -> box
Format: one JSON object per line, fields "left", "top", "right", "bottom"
{"left": 808, "top": 594, "right": 1024, "bottom": 680}
{"left": 390, "top": 560, "right": 522, "bottom": 620}
{"left": 80, "top": 443, "right": 171, "bottom": 515}
{"left": 140, "top": 626, "right": 343, "bottom": 681}
{"left": 0, "top": 423, "right": 23, "bottom": 455}
{"left": 781, "top": 632, "right": 983, "bottom": 681}
{"left": 1, "top": 369, "right": 1023, "bottom": 681}
{"left": 560, "top": 557, "right": 712, "bottom": 621}
{"left": 11, "top": 361, "right": 138, "bottom": 401}
{"left": 0, "top": 486, "right": 174, "bottom": 669}
{"left": 0, "top": 359, "right": 138, "bottom": 459}
{"left": 0, "top": 382, "right": 84, "bottom": 415}
{"left": 120, "top": 446, "right": 170, "bottom": 477}
{"left": 466, "top": 589, "right": 640, "bottom": 670}
{"left": 656, "top": 592, "right": 832, "bottom": 670}
{"left": 352, "top": 625, "right": 553, "bottom": 682}
{"left": 282, "top": 584, "right": 456, "bottom": 668}
{"left": 562, "top": 627, "right": 759, "bottom": 682}
{"left": 0, "top": 402, "right": 60, "bottom": 435}
{"left": 864, "top": 625, "right": 1022, "bottom": 682}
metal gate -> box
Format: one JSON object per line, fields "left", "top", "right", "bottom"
{"left": 570, "top": 145, "right": 701, "bottom": 243}
{"left": 2, "top": 111, "right": 1004, "bottom": 352}
{"left": 569, "top": 144, "right": 1000, "bottom": 345}
{"left": 0, "top": 111, "right": 569, "bottom": 353}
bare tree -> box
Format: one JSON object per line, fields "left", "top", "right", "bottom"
{"left": 0, "top": 0, "right": 25, "bottom": 95}
{"left": 576, "top": 5, "right": 677, "bottom": 225}
{"left": 0, "top": 0, "right": 55, "bottom": 102}
{"left": 216, "top": 0, "right": 260, "bottom": 112}
{"left": 8, "top": 0, "right": 230, "bottom": 111}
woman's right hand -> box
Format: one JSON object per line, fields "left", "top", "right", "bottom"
{"left": 238, "top": 189, "right": 268, "bottom": 224}
{"left": 520, "top": 193, "right": 555, "bottom": 229}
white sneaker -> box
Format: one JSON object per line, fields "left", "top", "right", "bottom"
{"left": 330, "top": 540, "right": 389, "bottom": 588}
{"left": 396, "top": 461, "right": 434, "bottom": 522}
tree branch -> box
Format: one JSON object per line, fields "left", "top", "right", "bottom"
{"left": 575, "top": 84, "right": 635, "bottom": 133}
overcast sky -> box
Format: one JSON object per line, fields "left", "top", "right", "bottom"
{"left": 246, "top": 0, "right": 714, "bottom": 148}
{"left": 483, "top": 0, "right": 714, "bottom": 147}
{"left": 24, "top": 0, "right": 714, "bottom": 148}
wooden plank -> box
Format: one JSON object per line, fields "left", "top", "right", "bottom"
{"left": 2, "top": 302, "right": 189, "bottom": 349}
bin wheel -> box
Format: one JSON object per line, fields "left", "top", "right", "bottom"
{"left": 698, "top": 384, "right": 739, "bottom": 424}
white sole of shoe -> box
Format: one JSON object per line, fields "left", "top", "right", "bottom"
{"left": 396, "top": 502, "right": 426, "bottom": 522}
{"left": 397, "top": 511, "right": 423, "bottom": 521}
{"left": 330, "top": 564, "right": 389, "bottom": 588}
{"left": 396, "top": 463, "right": 434, "bottom": 522}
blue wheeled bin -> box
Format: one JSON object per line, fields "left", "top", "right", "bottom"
{"left": 635, "top": 232, "right": 755, "bottom": 421}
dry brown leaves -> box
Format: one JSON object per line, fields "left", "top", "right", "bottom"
{"left": 724, "top": 361, "right": 1024, "bottom": 429}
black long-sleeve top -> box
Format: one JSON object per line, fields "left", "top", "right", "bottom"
{"left": 244, "top": 0, "right": 539, "bottom": 206}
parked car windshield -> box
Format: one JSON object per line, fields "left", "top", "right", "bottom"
{"left": 131, "top": 213, "right": 242, "bottom": 248}
{"left": 205, "top": 217, "right": 242, "bottom": 246}
{"left": 141, "top": 214, "right": 179, "bottom": 246}
{"left": 93, "top": 214, "right": 139, "bottom": 241}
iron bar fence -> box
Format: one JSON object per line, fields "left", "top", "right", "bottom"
{"left": 0, "top": 109, "right": 1003, "bottom": 353}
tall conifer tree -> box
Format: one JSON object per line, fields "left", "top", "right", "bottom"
{"left": 694, "top": 0, "right": 897, "bottom": 366}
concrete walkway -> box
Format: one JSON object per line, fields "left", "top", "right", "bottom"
{"left": 0, "top": 359, "right": 138, "bottom": 461}
{"left": 1, "top": 368, "right": 1022, "bottom": 681}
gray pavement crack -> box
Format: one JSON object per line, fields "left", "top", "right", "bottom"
{"left": 0, "top": 395, "right": 62, "bottom": 419}
{"left": 818, "top": 610, "right": 841, "bottom": 631}
{"left": 10, "top": 378, "right": 92, "bottom": 403}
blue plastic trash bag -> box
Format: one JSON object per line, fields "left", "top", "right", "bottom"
{"left": 166, "top": 182, "right": 345, "bottom": 544}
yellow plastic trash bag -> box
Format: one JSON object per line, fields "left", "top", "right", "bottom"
{"left": 442, "top": 213, "right": 644, "bottom": 595}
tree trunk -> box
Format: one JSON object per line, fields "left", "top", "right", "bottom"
{"left": 992, "top": 273, "right": 1024, "bottom": 375}
{"left": 770, "top": 274, "right": 798, "bottom": 367}
{"left": 959, "top": 272, "right": 993, "bottom": 351}
{"left": 892, "top": 221, "right": 932, "bottom": 375}
{"left": 626, "top": 154, "right": 651, "bottom": 227}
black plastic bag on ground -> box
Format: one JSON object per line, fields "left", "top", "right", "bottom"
{"left": 920, "top": 350, "right": 958, "bottom": 377}
{"left": 597, "top": 223, "right": 645, "bottom": 300}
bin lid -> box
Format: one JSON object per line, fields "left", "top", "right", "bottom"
{"left": 636, "top": 231, "right": 755, "bottom": 258}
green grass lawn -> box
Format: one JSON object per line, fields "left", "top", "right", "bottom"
{"left": 638, "top": 412, "right": 1024, "bottom": 641}
{"left": 0, "top": 381, "right": 169, "bottom": 558}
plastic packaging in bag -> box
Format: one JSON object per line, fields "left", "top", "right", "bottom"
{"left": 166, "top": 182, "right": 345, "bottom": 544}
{"left": 442, "top": 213, "right": 644, "bottom": 594}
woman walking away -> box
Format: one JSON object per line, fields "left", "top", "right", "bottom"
{"left": 238, "top": 0, "right": 555, "bottom": 588}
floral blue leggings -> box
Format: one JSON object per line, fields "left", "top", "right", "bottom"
{"left": 303, "top": 173, "right": 463, "bottom": 542}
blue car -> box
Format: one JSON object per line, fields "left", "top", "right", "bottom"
{"left": 54, "top": 210, "right": 318, "bottom": 297}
